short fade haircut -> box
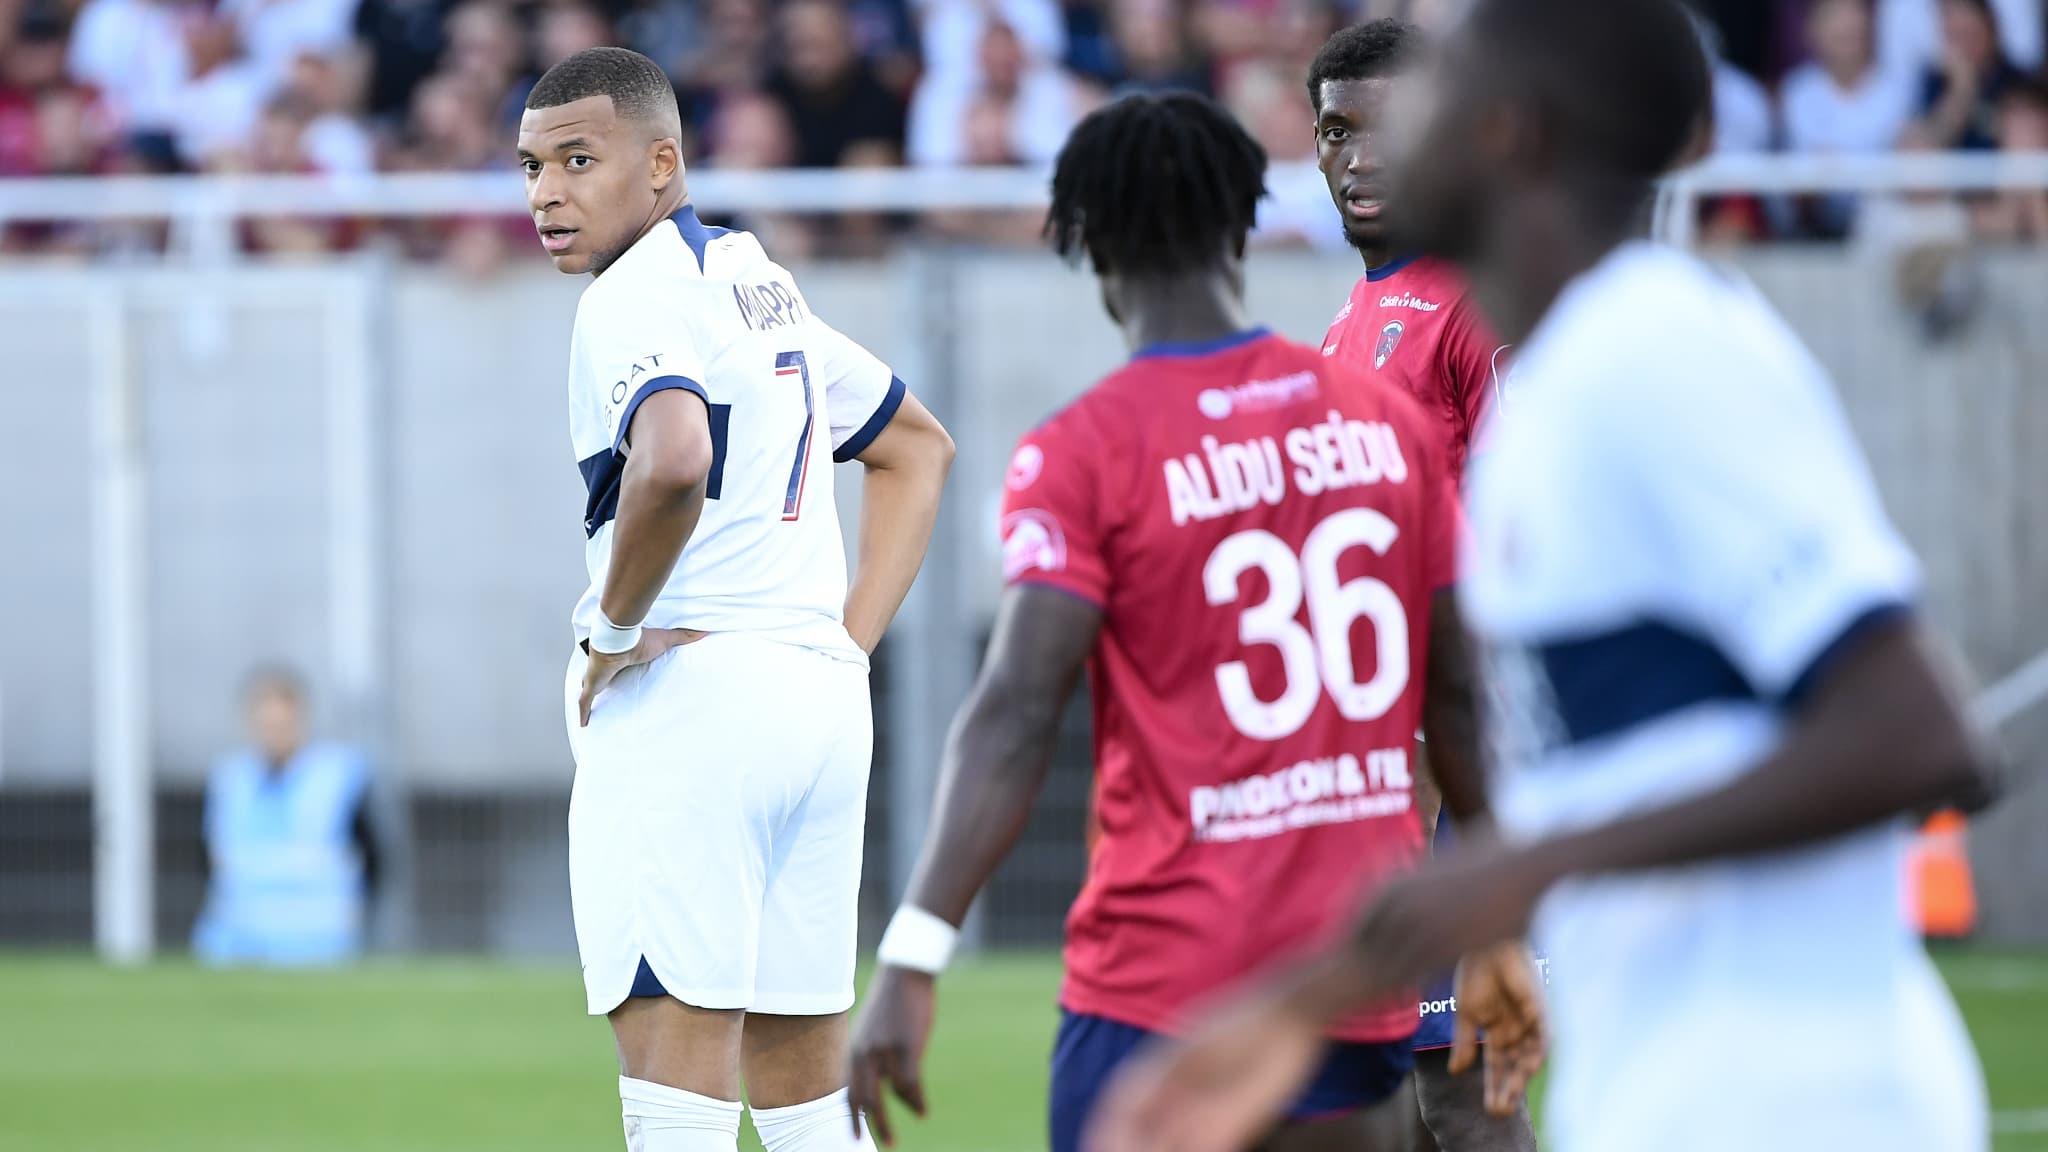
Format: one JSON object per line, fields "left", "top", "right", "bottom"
{"left": 525, "top": 46, "right": 681, "bottom": 137}
{"left": 1306, "top": 19, "right": 1423, "bottom": 111}
{"left": 1046, "top": 91, "right": 1268, "bottom": 279}
{"left": 1469, "top": 0, "right": 1709, "bottom": 183}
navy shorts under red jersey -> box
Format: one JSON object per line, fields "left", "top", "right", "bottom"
{"left": 1049, "top": 1011, "right": 1414, "bottom": 1152}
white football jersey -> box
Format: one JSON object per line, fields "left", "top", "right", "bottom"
{"left": 1463, "top": 243, "right": 1985, "bottom": 1150}
{"left": 565, "top": 207, "right": 904, "bottom": 660}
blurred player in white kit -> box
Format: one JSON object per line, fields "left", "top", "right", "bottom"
{"left": 516, "top": 47, "right": 954, "bottom": 1152}
{"left": 1087, "top": 2, "right": 2001, "bottom": 1151}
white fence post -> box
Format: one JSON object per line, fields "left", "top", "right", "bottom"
{"left": 89, "top": 281, "right": 152, "bottom": 965}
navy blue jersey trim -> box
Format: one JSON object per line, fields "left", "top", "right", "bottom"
{"left": 1365, "top": 255, "right": 1418, "bottom": 282}
{"left": 669, "top": 205, "right": 732, "bottom": 271}
{"left": 1538, "top": 620, "right": 1757, "bottom": 748}
{"left": 628, "top": 957, "right": 668, "bottom": 998}
{"left": 615, "top": 375, "right": 708, "bottom": 453}
{"left": 834, "top": 375, "right": 907, "bottom": 462}
{"left": 578, "top": 448, "right": 624, "bottom": 538}
{"left": 1131, "top": 327, "right": 1272, "bottom": 361}
{"left": 1781, "top": 602, "right": 1913, "bottom": 709}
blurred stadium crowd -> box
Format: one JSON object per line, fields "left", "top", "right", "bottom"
{"left": 0, "top": 0, "right": 2044, "bottom": 257}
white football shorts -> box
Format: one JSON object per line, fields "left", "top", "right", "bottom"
{"left": 564, "top": 631, "right": 872, "bottom": 1017}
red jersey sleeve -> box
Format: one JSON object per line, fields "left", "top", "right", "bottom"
{"left": 998, "top": 405, "right": 1114, "bottom": 606}
{"left": 1422, "top": 434, "right": 1465, "bottom": 591}
{"left": 1436, "top": 297, "right": 1509, "bottom": 475}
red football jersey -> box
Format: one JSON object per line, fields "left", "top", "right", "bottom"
{"left": 1322, "top": 256, "right": 1507, "bottom": 482}
{"left": 1000, "top": 328, "right": 1461, "bottom": 1044}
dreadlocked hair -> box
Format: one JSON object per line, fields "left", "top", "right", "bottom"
{"left": 1045, "top": 91, "right": 1269, "bottom": 278}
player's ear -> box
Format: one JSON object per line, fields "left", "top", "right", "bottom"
{"left": 648, "top": 135, "right": 682, "bottom": 192}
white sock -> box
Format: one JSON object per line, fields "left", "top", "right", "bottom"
{"left": 750, "top": 1088, "right": 875, "bottom": 1152}
{"left": 619, "top": 1076, "right": 743, "bottom": 1152}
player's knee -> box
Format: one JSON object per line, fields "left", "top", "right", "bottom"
{"left": 611, "top": 996, "right": 747, "bottom": 1099}
{"left": 751, "top": 1088, "right": 874, "bottom": 1152}
{"left": 619, "top": 1076, "right": 744, "bottom": 1152}
{"left": 741, "top": 1011, "right": 850, "bottom": 1109}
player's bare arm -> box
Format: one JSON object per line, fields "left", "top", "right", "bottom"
{"left": 847, "top": 584, "right": 1102, "bottom": 1145}
{"left": 842, "top": 392, "right": 954, "bottom": 654}
{"left": 1237, "top": 615, "right": 1998, "bottom": 1049}
{"left": 577, "top": 387, "right": 714, "bottom": 725}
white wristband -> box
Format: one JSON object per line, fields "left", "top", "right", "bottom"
{"left": 587, "top": 613, "right": 643, "bottom": 655}
{"left": 876, "top": 905, "right": 959, "bottom": 974}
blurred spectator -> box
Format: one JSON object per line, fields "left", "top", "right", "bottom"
{"left": 677, "top": 0, "right": 773, "bottom": 145}
{"left": 845, "top": 0, "right": 920, "bottom": 96}
{"left": 236, "top": 90, "right": 358, "bottom": 251}
{"left": 441, "top": 0, "right": 523, "bottom": 132}
{"left": 618, "top": 0, "right": 698, "bottom": 80}
{"left": 288, "top": 50, "right": 375, "bottom": 174}
{"left": 1107, "top": 0, "right": 1211, "bottom": 93}
{"left": 766, "top": 0, "right": 906, "bottom": 167}
{"left": 915, "top": 0, "right": 1064, "bottom": 91}
{"left": 1971, "top": 75, "right": 2048, "bottom": 241}
{"left": 908, "top": 17, "right": 1091, "bottom": 167}
{"left": 704, "top": 88, "right": 820, "bottom": 257}
{"left": 1227, "top": 57, "right": 1343, "bottom": 253}
{"left": 393, "top": 67, "right": 495, "bottom": 169}
{"left": 219, "top": 0, "right": 357, "bottom": 96}
{"left": 1781, "top": 0, "right": 1920, "bottom": 236}
{"left": 193, "top": 667, "right": 381, "bottom": 967}
{"left": 1880, "top": 0, "right": 2043, "bottom": 79}
{"left": 388, "top": 66, "right": 518, "bottom": 269}
{"left": 67, "top": 0, "right": 191, "bottom": 142}
{"left": 1259, "top": 0, "right": 1341, "bottom": 79}
{"left": 1061, "top": 0, "right": 1120, "bottom": 86}
{"left": 1913, "top": 0, "right": 2027, "bottom": 149}
{"left": 1, "top": 2, "right": 93, "bottom": 175}
{"left": 1784, "top": 0, "right": 1919, "bottom": 156}
{"left": 352, "top": 0, "right": 447, "bottom": 126}
{"left": 171, "top": 13, "right": 267, "bottom": 169}
{"left": 536, "top": 1, "right": 612, "bottom": 74}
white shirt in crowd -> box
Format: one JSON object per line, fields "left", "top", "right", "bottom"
{"left": 1779, "top": 62, "right": 1920, "bottom": 155}
{"left": 219, "top": 0, "right": 357, "bottom": 95}
{"left": 67, "top": 0, "right": 191, "bottom": 134}
{"left": 907, "top": 65, "right": 1088, "bottom": 167}
{"left": 1713, "top": 61, "right": 1774, "bottom": 153}
{"left": 1879, "top": 0, "right": 2044, "bottom": 76}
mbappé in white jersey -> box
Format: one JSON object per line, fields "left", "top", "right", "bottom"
{"left": 566, "top": 207, "right": 903, "bottom": 660}
{"left": 1463, "top": 243, "right": 1985, "bottom": 1151}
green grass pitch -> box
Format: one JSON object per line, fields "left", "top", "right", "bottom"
{"left": 1, "top": 950, "right": 2044, "bottom": 1151}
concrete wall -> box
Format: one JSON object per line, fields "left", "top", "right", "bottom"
{"left": 2, "top": 245, "right": 2044, "bottom": 938}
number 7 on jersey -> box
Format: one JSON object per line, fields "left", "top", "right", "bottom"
{"left": 777, "top": 351, "right": 815, "bottom": 521}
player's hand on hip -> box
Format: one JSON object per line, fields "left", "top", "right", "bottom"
{"left": 577, "top": 628, "right": 704, "bottom": 726}
{"left": 846, "top": 965, "right": 937, "bottom": 1147}
{"left": 1448, "top": 940, "right": 1547, "bottom": 1116}
{"left": 1083, "top": 978, "right": 1325, "bottom": 1152}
